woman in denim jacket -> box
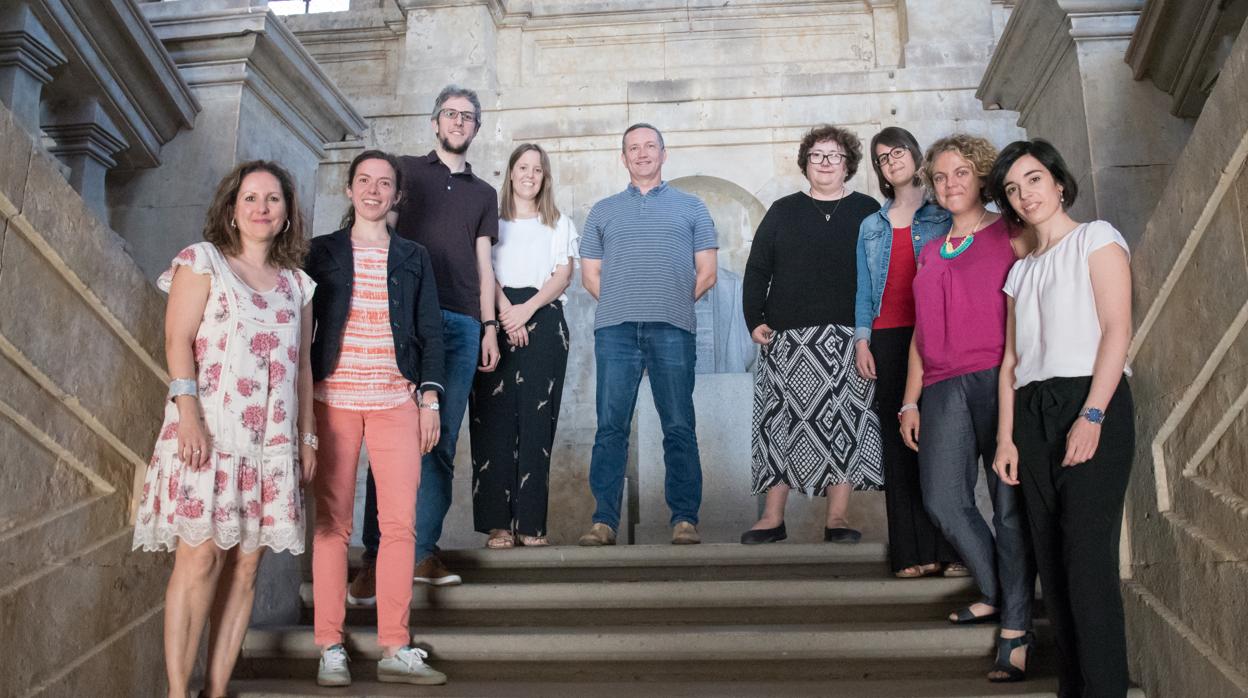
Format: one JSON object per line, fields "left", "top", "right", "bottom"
{"left": 853, "top": 127, "right": 963, "bottom": 579}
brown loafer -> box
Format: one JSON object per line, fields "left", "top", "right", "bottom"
{"left": 672, "top": 521, "right": 701, "bottom": 545}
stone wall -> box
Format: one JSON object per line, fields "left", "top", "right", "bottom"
{"left": 286, "top": 0, "right": 1026, "bottom": 547}
{"left": 1121, "top": 19, "right": 1248, "bottom": 698}
{"left": 0, "top": 99, "right": 170, "bottom": 697}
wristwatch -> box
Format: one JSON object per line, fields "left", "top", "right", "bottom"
{"left": 1080, "top": 407, "right": 1105, "bottom": 424}
{"left": 482, "top": 320, "right": 500, "bottom": 331}
{"left": 418, "top": 399, "right": 441, "bottom": 411}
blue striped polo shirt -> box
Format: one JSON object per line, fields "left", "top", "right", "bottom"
{"left": 580, "top": 182, "right": 719, "bottom": 333}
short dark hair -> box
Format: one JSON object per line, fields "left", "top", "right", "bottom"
{"left": 797, "top": 124, "right": 863, "bottom": 181}
{"left": 988, "top": 139, "right": 1080, "bottom": 228}
{"left": 431, "top": 84, "right": 482, "bottom": 129}
{"left": 869, "top": 127, "right": 924, "bottom": 199}
{"left": 622, "top": 123, "right": 665, "bottom": 152}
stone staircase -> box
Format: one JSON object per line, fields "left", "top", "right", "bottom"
{"left": 232, "top": 543, "right": 1138, "bottom": 697}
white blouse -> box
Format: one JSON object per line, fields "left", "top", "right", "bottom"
{"left": 1003, "top": 220, "right": 1132, "bottom": 389}
{"left": 493, "top": 214, "right": 579, "bottom": 302}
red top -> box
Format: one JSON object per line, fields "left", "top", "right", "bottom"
{"left": 874, "top": 226, "right": 918, "bottom": 329}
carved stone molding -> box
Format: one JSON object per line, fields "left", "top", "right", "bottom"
{"left": 42, "top": 98, "right": 127, "bottom": 214}
{"left": 142, "top": 0, "right": 367, "bottom": 155}
{"left": 29, "top": 0, "right": 198, "bottom": 170}
{"left": 0, "top": 4, "right": 67, "bottom": 135}
{"left": 1126, "top": 0, "right": 1248, "bottom": 117}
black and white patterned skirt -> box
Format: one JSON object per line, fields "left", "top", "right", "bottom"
{"left": 751, "top": 323, "right": 884, "bottom": 495}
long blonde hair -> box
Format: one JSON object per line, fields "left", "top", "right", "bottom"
{"left": 500, "top": 143, "right": 560, "bottom": 227}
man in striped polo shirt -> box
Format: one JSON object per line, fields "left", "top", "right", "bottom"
{"left": 577, "top": 123, "right": 719, "bottom": 546}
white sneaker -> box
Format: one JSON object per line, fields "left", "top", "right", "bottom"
{"left": 317, "top": 644, "right": 351, "bottom": 687}
{"left": 377, "top": 645, "right": 448, "bottom": 685}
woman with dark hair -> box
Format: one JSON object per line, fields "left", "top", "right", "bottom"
{"left": 854, "top": 126, "right": 964, "bottom": 579}
{"left": 741, "top": 124, "right": 883, "bottom": 544}
{"left": 470, "top": 143, "right": 577, "bottom": 548}
{"left": 306, "top": 150, "right": 447, "bottom": 687}
{"left": 132, "top": 160, "right": 317, "bottom": 698}
{"left": 991, "top": 139, "right": 1134, "bottom": 697}
{"left": 902, "top": 134, "right": 1036, "bottom": 682}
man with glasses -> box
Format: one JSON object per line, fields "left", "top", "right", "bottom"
{"left": 577, "top": 123, "right": 719, "bottom": 547}
{"left": 350, "top": 85, "right": 500, "bottom": 599}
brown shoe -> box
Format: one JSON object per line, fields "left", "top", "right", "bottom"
{"left": 671, "top": 521, "right": 701, "bottom": 545}
{"left": 412, "top": 556, "right": 462, "bottom": 586}
{"left": 347, "top": 559, "right": 376, "bottom": 606}
{"left": 577, "top": 523, "right": 616, "bottom": 546}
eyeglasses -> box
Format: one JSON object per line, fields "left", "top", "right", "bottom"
{"left": 876, "top": 147, "right": 909, "bottom": 167}
{"left": 437, "top": 108, "right": 477, "bottom": 125}
{"left": 808, "top": 152, "right": 846, "bottom": 165}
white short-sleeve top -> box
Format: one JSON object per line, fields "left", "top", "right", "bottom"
{"left": 493, "top": 214, "right": 579, "bottom": 302}
{"left": 1003, "top": 220, "right": 1132, "bottom": 389}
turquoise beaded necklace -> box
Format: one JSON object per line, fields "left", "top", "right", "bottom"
{"left": 940, "top": 209, "right": 987, "bottom": 260}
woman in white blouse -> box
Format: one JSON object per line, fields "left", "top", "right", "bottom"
{"left": 989, "top": 139, "right": 1134, "bottom": 695}
{"left": 469, "top": 143, "right": 578, "bottom": 548}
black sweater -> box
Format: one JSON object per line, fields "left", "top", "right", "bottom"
{"left": 742, "top": 190, "right": 880, "bottom": 332}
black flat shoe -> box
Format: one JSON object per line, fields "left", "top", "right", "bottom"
{"left": 949, "top": 605, "right": 1001, "bottom": 625}
{"left": 740, "top": 522, "right": 786, "bottom": 544}
{"left": 824, "top": 527, "right": 861, "bottom": 544}
{"left": 988, "top": 630, "right": 1035, "bottom": 682}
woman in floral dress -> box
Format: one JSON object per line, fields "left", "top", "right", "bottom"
{"left": 132, "top": 161, "right": 317, "bottom": 698}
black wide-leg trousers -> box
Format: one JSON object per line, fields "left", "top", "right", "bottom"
{"left": 1014, "top": 375, "right": 1134, "bottom": 698}
{"left": 872, "top": 326, "right": 960, "bottom": 572}
{"left": 468, "top": 287, "right": 569, "bottom": 538}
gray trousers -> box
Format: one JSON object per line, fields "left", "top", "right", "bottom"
{"left": 918, "top": 366, "right": 1034, "bottom": 630}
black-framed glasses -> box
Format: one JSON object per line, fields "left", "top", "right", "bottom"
{"left": 437, "top": 108, "right": 477, "bottom": 125}
{"left": 876, "top": 147, "right": 908, "bottom": 167}
{"left": 808, "top": 152, "right": 846, "bottom": 165}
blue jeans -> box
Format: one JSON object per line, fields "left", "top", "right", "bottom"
{"left": 918, "top": 367, "right": 1034, "bottom": 631}
{"left": 363, "top": 309, "right": 481, "bottom": 564}
{"left": 589, "top": 322, "right": 702, "bottom": 531}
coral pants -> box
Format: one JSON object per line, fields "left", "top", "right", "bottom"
{"left": 312, "top": 399, "right": 420, "bottom": 648}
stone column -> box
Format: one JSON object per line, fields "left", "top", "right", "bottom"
{"left": 42, "top": 98, "right": 127, "bottom": 215}
{"left": 111, "top": 0, "right": 367, "bottom": 281}
{"left": 0, "top": 3, "right": 67, "bottom": 136}
{"left": 977, "top": 0, "right": 1192, "bottom": 245}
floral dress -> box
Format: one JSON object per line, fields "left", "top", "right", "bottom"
{"left": 132, "top": 242, "right": 316, "bottom": 553}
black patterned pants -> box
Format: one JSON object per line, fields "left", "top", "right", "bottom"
{"left": 468, "top": 287, "right": 569, "bottom": 537}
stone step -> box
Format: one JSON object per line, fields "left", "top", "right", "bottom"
{"left": 299, "top": 577, "right": 981, "bottom": 626}
{"left": 229, "top": 676, "right": 1101, "bottom": 698}
{"left": 343, "top": 542, "right": 892, "bottom": 583}
{"left": 243, "top": 621, "right": 1017, "bottom": 663}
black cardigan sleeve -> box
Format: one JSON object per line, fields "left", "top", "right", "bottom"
{"left": 414, "top": 248, "right": 446, "bottom": 394}
{"left": 741, "top": 204, "right": 778, "bottom": 332}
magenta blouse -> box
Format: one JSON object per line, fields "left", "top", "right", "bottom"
{"left": 912, "top": 217, "right": 1015, "bottom": 387}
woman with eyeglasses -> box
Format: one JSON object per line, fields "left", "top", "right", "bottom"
{"left": 854, "top": 127, "right": 965, "bottom": 580}
{"left": 741, "top": 124, "right": 883, "bottom": 545}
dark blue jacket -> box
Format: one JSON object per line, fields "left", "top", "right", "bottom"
{"left": 306, "top": 227, "right": 445, "bottom": 394}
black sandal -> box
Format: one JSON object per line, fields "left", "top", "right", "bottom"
{"left": 988, "top": 630, "right": 1035, "bottom": 683}
{"left": 948, "top": 602, "right": 1000, "bottom": 625}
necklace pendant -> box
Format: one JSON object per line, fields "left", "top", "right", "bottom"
{"left": 825, "top": 214, "right": 831, "bottom": 222}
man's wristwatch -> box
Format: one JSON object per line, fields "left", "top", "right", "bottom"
{"left": 1080, "top": 407, "right": 1105, "bottom": 424}
{"left": 418, "top": 399, "right": 441, "bottom": 411}
{"left": 482, "top": 320, "right": 500, "bottom": 331}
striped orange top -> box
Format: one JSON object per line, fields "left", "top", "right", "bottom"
{"left": 314, "top": 245, "right": 413, "bottom": 410}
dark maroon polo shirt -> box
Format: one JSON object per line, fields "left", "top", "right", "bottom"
{"left": 394, "top": 151, "right": 499, "bottom": 320}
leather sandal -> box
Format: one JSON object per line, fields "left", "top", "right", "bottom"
{"left": 894, "top": 563, "right": 941, "bottom": 579}
{"left": 949, "top": 604, "right": 1000, "bottom": 624}
{"left": 988, "top": 630, "right": 1035, "bottom": 682}
{"left": 518, "top": 534, "right": 549, "bottom": 547}
{"left": 485, "top": 529, "right": 514, "bottom": 549}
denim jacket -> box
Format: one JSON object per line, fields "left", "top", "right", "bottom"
{"left": 853, "top": 199, "right": 951, "bottom": 343}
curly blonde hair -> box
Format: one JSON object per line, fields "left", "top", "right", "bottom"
{"left": 922, "top": 134, "right": 998, "bottom": 205}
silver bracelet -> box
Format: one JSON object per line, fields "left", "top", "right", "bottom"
{"left": 168, "top": 378, "right": 198, "bottom": 400}
{"left": 301, "top": 432, "right": 319, "bottom": 450}
{"left": 897, "top": 402, "right": 919, "bottom": 416}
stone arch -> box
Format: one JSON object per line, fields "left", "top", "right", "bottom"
{"left": 668, "top": 175, "right": 767, "bottom": 277}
